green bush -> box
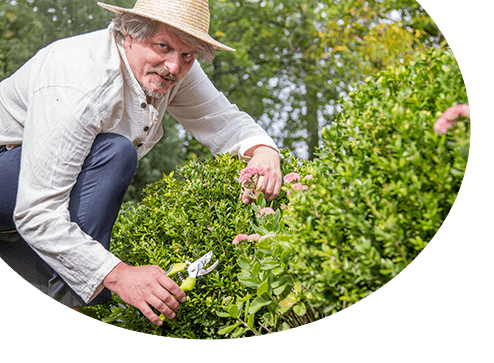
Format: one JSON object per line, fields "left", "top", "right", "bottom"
{"left": 83, "top": 150, "right": 305, "bottom": 338}
{"left": 289, "top": 48, "right": 468, "bottom": 313}
{"left": 210, "top": 49, "right": 469, "bottom": 335}
{"left": 84, "top": 48, "right": 468, "bottom": 338}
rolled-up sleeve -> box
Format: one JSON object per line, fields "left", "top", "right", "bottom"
{"left": 166, "top": 62, "right": 278, "bottom": 158}
{"left": 14, "top": 85, "right": 121, "bottom": 303}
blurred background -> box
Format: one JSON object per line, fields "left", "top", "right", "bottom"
{"left": 0, "top": 0, "right": 449, "bottom": 202}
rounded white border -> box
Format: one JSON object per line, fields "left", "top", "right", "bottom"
{"left": 0, "top": 0, "right": 484, "bottom": 354}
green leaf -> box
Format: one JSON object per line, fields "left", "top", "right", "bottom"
{"left": 251, "top": 262, "right": 260, "bottom": 278}
{"left": 278, "top": 293, "right": 298, "bottom": 309}
{"left": 237, "top": 272, "right": 259, "bottom": 288}
{"left": 218, "top": 322, "right": 241, "bottom": 335}
{"left": 228, "top": 304, "right": 239, "bottom": 319}
{"left": 273, "top": 283, "right": 289, "bottom": 296}
{"left": 257, "top": 240, "right": 272, "bottom": 254}
{"left": 293, "top": 302, "right": 307, "bottom": 316}
{"left": 249, "top": 296, "right": 272, "bottom": 314}
{"left": 260, "top": 258, "right": 279, "bottom": 270}
{"left": 247, "top": 314, "right": 255, "bottom": 330}
{"left": 257, "top": 279, "right": 269, "bottom": 296}
{"left": 293, "top": 280, "right": 302, "bottom": 295}
{"left": 216, "top": 311, "right": 231, "bottom": 318}
{"left": 237, "top": 256, "right": 251, "bottom": 271}
{"left": 232, "top": 326, "right": 247, "bottom": 338}
{"left": 256, "top": 192, "right": 265, "bottom": 206}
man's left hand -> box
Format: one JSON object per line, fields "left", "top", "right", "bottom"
{"left": 242, "top": 145, "right": 282, "bottom": 204}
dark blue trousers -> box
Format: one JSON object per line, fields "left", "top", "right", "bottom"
{"left": 0, "top": 133, "right": 137, "bottom": 306}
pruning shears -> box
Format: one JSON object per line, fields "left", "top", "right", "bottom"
{"left": 165, "top": 251, "right": 219, "bottom": 292}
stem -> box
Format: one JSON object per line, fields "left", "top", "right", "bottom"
{"left": 238, "top": 318, "right": 261, "bottom": 336}
{"left": 365, "top": 196, "right": 383, "bottom": 220}
{"left": 258, "top": 321, "right": 274, "bottom": 334}
{"left": 395, "top": 240, "right": 409, "bottom": 265}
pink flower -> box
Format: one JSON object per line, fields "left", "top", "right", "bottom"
{"left": 247, "top": 233, "right": 261, "bottom": 241}
{"left": 232, "top": 234, "right": 249, "bottom": 245}
{"left": 433, "top": 104, "right": 470, "bottom": 134}
{"left": 239, "top": 167, "right": 266, "bottom": 189}
{"left": 443, "top": 104, "right": 470, "bottom": 120}
{"left": 433, "top": 118, "right": 453, "bottom": 134}
{"left": 304, "top": 174, "right": 313, "bottom": 181}
{"left": 283, "top": 172, "right": 301, "bottom": 185}
{"left": 232, "top": 233, "right": 261, "bottom": 245}
{"left": 257, "top": 207, "right": 275, "bottom": 218}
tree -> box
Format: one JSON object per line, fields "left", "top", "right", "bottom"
{"left": 204, "top": 0, "right": 446, "bottom": 159}
{"left": 0, "top": 0, "right": 124, "bottom": 78}
{"left": 1, "top": 0, "right": 450, "bottom": 195}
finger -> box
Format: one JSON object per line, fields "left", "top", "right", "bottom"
{"left": 259, "top": 174, "right": 273, "bottom": 199}
{"left": 257, "top": 175, "right": 266, "bottom": 192}
{"left": 153, "top": 287, "right": 180, "bottom": 312}
{"left": 271, "top": 173, "right": 282, "bottom": 200}
{"left": 261, "top": 174, "right": 281, "bottom": 201}
{"left": 147, "top": 295, "right": 177, "bottom": 320}
{"left": 241, "top": 186, "right": 251, "bottom": 204}
{"left": 137, "top": 301, "right": 166, "bottom": 326}
{"left": 158, "top": 274, "right": 187, "bottom": 303}
{"left": 241, "top": 184, "right": 255, "bottom": 204}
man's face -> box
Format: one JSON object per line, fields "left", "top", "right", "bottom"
{"left": 124, "top": 24, "right": 198, "bottom": 97}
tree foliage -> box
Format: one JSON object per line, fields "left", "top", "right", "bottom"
{"left": 0, "top": 0, "right": 454, "bottom": 193}
{"left": 205, "top": 0, "right": 446, "bottom": 158}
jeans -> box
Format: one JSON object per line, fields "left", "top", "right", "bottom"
{"left": 0, "top": 133, "right": 137, "bottom": 306}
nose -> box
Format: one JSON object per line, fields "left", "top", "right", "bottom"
{"left": 164, "top": 51, "right": 181, "bottom": 76}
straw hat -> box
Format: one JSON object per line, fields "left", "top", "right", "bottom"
{"left": 97, "top": 0, "right": 235, "bottom": 51}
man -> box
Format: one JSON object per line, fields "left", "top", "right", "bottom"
{"left": 0, "top": 0, "right": 281, "bottom": 327}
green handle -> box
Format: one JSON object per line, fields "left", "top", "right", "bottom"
{"left": 159, "top": 263, "right": 195, "bottom": 322}
{"left": 166, "top": 263, "right": 196, "bottom": 291}
{"left": 180, "top": 277, "right": 196, "bottom": 292}
{"left": 166, "top": 262, "right": 187, "bottom": 278}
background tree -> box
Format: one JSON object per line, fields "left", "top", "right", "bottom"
{"left": 205, "top": 0, "right": 446, "bottom": 159}
{"left": 1, "top": 0, "right": 449, "bottom": 199}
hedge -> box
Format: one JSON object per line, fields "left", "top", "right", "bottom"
{"left": 83, "top": 48, "right": 469, "bottom": 338}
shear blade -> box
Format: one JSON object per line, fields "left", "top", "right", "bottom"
{"left": 198, "top": 259, "right": 219, "bottom": 277}
{"left": 196, "top": 250, "right": 213, "bottom": 266}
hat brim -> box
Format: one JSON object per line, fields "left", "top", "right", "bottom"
{"left": 97, "top": 2, "right": 235, "bottom": 52}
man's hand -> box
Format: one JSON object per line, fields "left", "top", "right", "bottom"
{"left": 242, "top": 145, "right": 282, "bottom": 204}
{"left": 103, "top": 262, "right": 186, "bottom": 326}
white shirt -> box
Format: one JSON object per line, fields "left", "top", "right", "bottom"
{"left": 0, "top": 25, "right": 277, "bottom": 303}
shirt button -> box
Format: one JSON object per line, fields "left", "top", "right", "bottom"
{"left": 140, "top": 102, "right": 147, "bottom": 108}
{"left": 143, "top": 126, "right": 150, "bottom": 132}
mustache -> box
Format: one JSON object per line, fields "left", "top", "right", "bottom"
{"left": 148, "top": 67, "right": 178, "bottom": 82}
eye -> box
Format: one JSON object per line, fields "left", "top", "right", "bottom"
{"left": 154, "top": 43, "right": 173, "bottom": 54}
{"left": 182, "top": 52, "right": 198, "bottom": 63}
{"left": 156, "top": 43, "right": 171, "bottom": 52}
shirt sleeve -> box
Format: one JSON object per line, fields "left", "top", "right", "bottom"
{"left": 166, "top": 61, "right": 278, "bottom": 159}
{"left": 14, "top": 85, "right": 121, "bottom": 303}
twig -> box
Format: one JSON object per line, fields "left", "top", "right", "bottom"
{"left": 259, "top": 316, "right": 274, "bottom": 334}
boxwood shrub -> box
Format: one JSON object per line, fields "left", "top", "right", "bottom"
{"left": 82, "top": 151, "right": 306, "bottom": 338}
{"left": 83, "top": 48, "right": 469, "bottom": 338}
{"left": 282, "top": 48, "right": 469, "bottom": 316}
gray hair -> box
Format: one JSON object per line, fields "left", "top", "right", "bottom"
{"left": 111, "top": 12, "right": 215, "bottom": 63}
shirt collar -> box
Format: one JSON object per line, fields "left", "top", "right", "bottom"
{"left": 116, "top": 39, "right": 147, "bottom": 102}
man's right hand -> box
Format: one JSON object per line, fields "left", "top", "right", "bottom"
{"left": 103, "top": 262, "right": 186, "bottom": 326}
